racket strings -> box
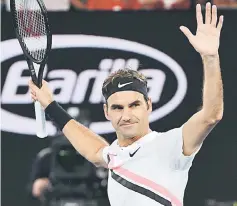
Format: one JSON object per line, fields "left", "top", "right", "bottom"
{"left": 15, "top": 0, "right": 47, "bottom": 61}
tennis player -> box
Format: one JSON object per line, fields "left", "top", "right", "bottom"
{"left": 29, "top": 3, "right": 224, "bottom": 205}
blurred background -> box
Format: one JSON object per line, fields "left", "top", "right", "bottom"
{"left": 1, "top": 0, "right": 237, "bottom": 206}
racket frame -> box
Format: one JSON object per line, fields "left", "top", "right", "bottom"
{"left": 10, "top": 0, "right": 52, "bottom": 138}
{"left": 10, "top": 0, "right": 52, "bottom": 87}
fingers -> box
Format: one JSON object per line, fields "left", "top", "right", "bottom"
{"left": 205, "top": 2, "right": 211, "bottom": 24}
{"left": 30, "top": 90, "right": 36, "bottom": 96}
{"left": 180, "top": 26, "right": 194, "bottom": 41}
{"left": 42, "top": 79, "right": 48, "bottom": 85}
{"left": 196, "top": 4, "right": 203, "bottom": 26}
{"left": 29, "top": 79, "right": 41, "bottom": 102}
{"left": 211, "top": 4, "right": 217, "bottom": 26}
{"left": 29, "top": 79, "right": 39, "bottom": 90}
{"left": 198, "top": 3, "right": 223, "bottom": 30}
{"left": 30, "top": 87, "right": 37, "bottom": 101}
{"left": 217, "top": 15, "right": 224, "bottom": 31}
{"left": 29, "top": 79, "right": 48, "bottom": 90}
{"left": 31, "top": 93, "right": 37, "bottom": 101}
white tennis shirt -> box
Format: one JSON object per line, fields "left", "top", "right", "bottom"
{"left": 102, "top": 127, "right": 202, "bottom": 206}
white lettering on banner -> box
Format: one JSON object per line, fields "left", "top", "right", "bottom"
{"left": 48, "top": 69, "right": 77, "bottom": 104}
{"left": 1, "top": 35, "right": 187, "bottom": 136}
{"left": 2, "top": 61, "right": 31, "bottom": 103}
{"left": 140, "top": 69, "right": 166, "bottom": 103}
{"left": 71, "top": 70, "right": 99, "bottom": 104}
{"left": 2, "top": 61, "right": 48, "bottom": 104}
{"left": 89, "top": 70, "right": 108, "bottom": 104}
{"left": 99, "top": 58, "right": 139, "bottom": 72}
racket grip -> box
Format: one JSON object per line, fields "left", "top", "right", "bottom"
{"left": 34, "top": 101, "right": 48, "bottom": 138}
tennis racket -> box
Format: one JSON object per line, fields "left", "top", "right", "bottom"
{"left": 10, "top": 0, "right": 52, "bottom": 138}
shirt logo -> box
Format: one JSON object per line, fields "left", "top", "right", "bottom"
{"left": 118, "top": 82, "right": 133, "bottom": 88}
{"left": 129, "top": 147, "right": 141, "bottom": 157}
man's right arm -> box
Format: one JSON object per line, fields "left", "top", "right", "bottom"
{"left": 29, "top": 80, "right": 109, "bottom": 168}
{"left": 62, "top": 119, "right": 109, "bottom": 167}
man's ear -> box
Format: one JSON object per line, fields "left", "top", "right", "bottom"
{"left": 147, "top": 98, "right": 152, "bottom": 113}
{"left": 103, "top": 103, "right": 110, "bottom": 120}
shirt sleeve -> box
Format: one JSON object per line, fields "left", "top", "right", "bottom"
{"left": 160, "top": 126, "right": 202, "bottom": 171}
{"left": 102, "top": 146, "right": 110, "bottom": 165}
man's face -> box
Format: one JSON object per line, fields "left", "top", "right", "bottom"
{"left": 103, "top": 91, "right": 152, "bottom": 139}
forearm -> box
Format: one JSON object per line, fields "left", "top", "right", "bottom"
{"left": 62, "top": 119, "right": 109, "bottom": 165}
{"left": 45, "top": 101, "right": 109, "bottom": 166}
{"left": 201, "top": 54, "right": 223, "bottom": 121}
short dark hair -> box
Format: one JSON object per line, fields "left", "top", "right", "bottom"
{"left": 102, "top": 69, "right": 147, "bottom": 90}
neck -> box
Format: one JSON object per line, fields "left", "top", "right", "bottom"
{"left": 117, "top": 128, "right": 151, "bottom": 147}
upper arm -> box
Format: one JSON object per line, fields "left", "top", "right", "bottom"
{"left": 183, "top": 110, "right": 220, "bottom": 155}
{"left": 93, "top": 146, "right": 109, "bottom": 168}
{"left": 62, "top": 120, "right": 110, "bottom": 166}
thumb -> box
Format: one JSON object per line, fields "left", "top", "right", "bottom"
{"left": 180, "top": 26, "right": 193, "bottom": 41}
{"left": 29, "top": 80, "right": 40, "bottom": 91}
{"left": 42, "top": 79, "right": 48, "bottom": 86}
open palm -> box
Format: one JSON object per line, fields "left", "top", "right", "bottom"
{"left": 180, "top": 3, "right": 224, "bottom": 56}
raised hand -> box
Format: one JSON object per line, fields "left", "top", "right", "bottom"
{"left": 29, "top": 80, "right": 54, "bottom": 109}
{"left": 180, "top": 3, "right": 224, "bottom": 56}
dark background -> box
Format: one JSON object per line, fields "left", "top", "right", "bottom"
{"left": 1, "top": 9, "right": 237, "bottom": 206}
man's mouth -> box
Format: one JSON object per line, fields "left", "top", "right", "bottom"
{"left": 120, "top": 123, "right": 136, "bottom": 127}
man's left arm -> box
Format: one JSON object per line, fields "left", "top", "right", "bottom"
{"left": 180, "top": 3, "right": 224, "bottom": 155}
{"left": 182, "top": 54, "right": 223, "bottom": 155}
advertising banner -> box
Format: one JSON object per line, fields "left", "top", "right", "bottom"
{"left": 1, "top": 10, "right": 237, "bottom": 206}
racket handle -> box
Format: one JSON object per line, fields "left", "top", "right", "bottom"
{"left": 34, "top": 101, "right": 48, "bottom": 138}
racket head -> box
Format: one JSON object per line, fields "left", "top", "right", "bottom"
{"left": 10, "top": 0, "right": 52, "bottom": 64}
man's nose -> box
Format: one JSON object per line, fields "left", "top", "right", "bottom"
{"left": 121, "top": 108, "right": 132, "bottom": 121}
